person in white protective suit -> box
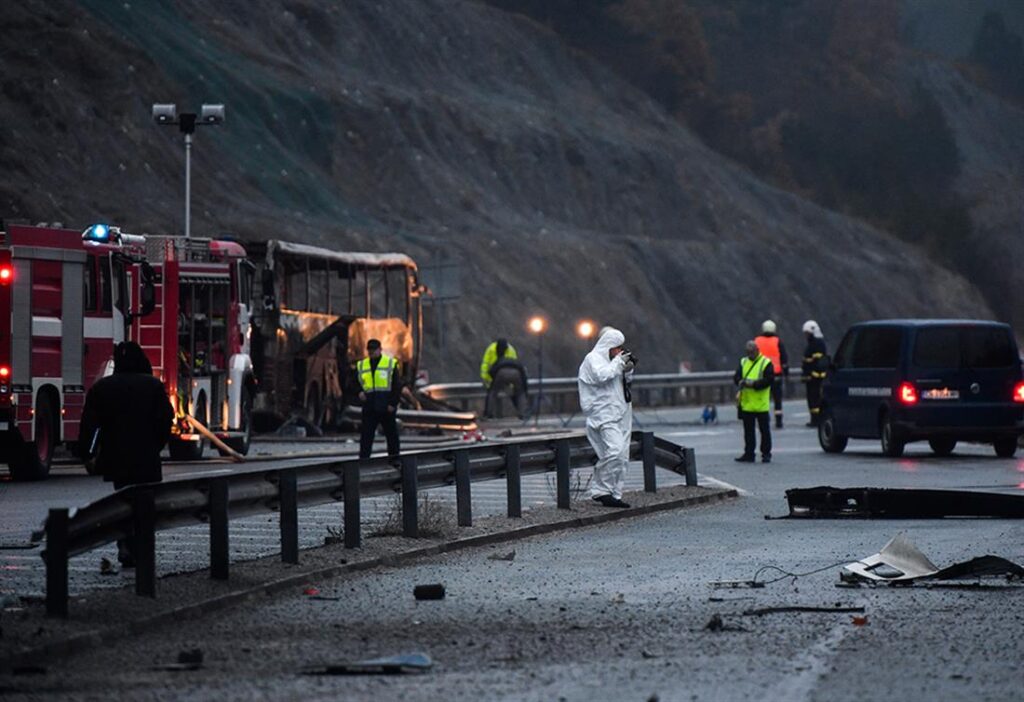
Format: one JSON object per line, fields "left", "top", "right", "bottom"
{"left": 577, "top": 326, "right": 636, "bottom": 508}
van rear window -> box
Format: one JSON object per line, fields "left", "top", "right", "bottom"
{"left": 913, "top": 326, "right": 1016, "bottom": 369}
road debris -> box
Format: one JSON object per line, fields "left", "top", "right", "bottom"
{"left": 785, "top": 486, "right": 1024, "bottom": 519}
{"left": 741, "top": 605, "right": 865, "bottom": 617}
{"left": 851, "top": 615, "right": 869, "bottom": 626}
{"left": 841, "top": 534, "right": 1024, "bottom": 585}
{"left": 302, "top": 652, "right": 432, "bottom": 675}
{"left": 153, "top": 648, "right": 203, "bottom": 672}
{"left": 488, "top": 550, "right": 516, "bottom": 562}
{"left": 99, "top": 558, "right": 117, "bottom": 576}
{"left": 704, "top": 613, "right": 746, "bottom": 632}
{"left": 414, "top": 583, "right": 446, "bottom": 600}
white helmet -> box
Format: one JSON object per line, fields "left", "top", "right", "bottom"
{"left": 761, "top": 320, "right": 777, "bottom": 334}
{"left": 802, "top": 320, "right": 823, "bottom": 338}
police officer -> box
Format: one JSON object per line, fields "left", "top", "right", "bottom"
{"left": 80, "top": 341, "right": 174, "bottom": 566}
{"left": 734, "top": 340, "right": 775, "bottom": 463}
{"left": 801, "top": 320, "right": 828, "bottom": 427}
{"left": 356, "top": 339, "right": 402, "bottom": 459}
{"left": 754, "top": 320, "right": 789, "bottom": 429}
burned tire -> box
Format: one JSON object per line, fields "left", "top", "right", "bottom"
{"left": 928, "top": 437, "right": 956, "bottom": 457}
{"left": 817, "top": 410, "right": 848, "bottom": 454}
{"left": 993, "top": 436, "right": 1018, "bottom": 458}
{"left": 9, "top": 393, "right": 56, "bottom": 481}
{"left": 880, "top": 412, "right": 905, "bottom": 458}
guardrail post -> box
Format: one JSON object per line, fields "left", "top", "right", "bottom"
{"left": 280, "top": 469, "right": 299, "bottom": 564}
{"left": 683, "top": 447, "right": 698, "bottom": 486}
{"left": 344, "top": 463, "right": 361, "bottom": 549}
{"left": 134, "top": 488, "right": 156, "bottom": 598}
{"left": 505, "top": 444, "right": 521, "bottom": 518}
{"left": 402, "top": 455, "right": 419, "bottom": 537}
{"left": 555, "top": 439, "right": 571, "bottom": 509}
{"left": 210, "top": 479, "right": 229, "bottom": 580}
{"left": 455, "top": 450, "right": 472, "bottom": 526}
{"left": 642, "top": 432, "right": 657, "bottom": 493}
{"left": 45, "top": 508, "right": 69, "bottom": 618}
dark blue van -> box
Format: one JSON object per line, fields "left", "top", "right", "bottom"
{"left": 818, "top": 320, "right": 1024, "bottom": 457}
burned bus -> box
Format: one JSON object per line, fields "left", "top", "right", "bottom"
{"left": 248, "top": 240, "right": 423, "bottom": 430}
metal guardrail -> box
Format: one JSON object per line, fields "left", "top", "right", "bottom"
{"left": 421, "top": 371, "right": 804, "bottom": 414}
{"left": 38, "top": 431, "right": 697, "bottom": 617}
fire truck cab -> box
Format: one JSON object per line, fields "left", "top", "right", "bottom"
{"left": 133, "top": 235, "right": 255, "bottom": 461}
{"left": 0, "top": 223, "right": 152, "bottom": 480}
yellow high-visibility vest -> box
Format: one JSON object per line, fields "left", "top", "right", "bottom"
{"left": 480, "top": 342, "right": 518, "bottom": 386}
{"left": 357, "top": 354, "right": 397, "bottom": 393}
{"left": 739, "top": 355, "right": 772, "bottom": 413}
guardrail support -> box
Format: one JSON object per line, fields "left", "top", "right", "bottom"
{"left": 455, "top": 450, "right": 472, "bottom": 526}
{"left": 642, "top": 432, "right": 657, "bottom": 493}
{"left": 402, "top": 455, "right": 419, "bottom": 537}
{"left": 555, "top": 439, "right": 571, "bottom": 509}
{"left": 505, "top": 444, "right": 522, "bottom": 518}
{"left": 45, "top": 508, "right": 69, "bottom": 618}
{"left": 344, "top": 463, "right": 361, "bottom": 549}
{"left": 280, "top": 469, "right": 299, "bottom": 564}
{"left": 134, "top": 488, "right": 156, "bottom": 597}
{"left": 210, "top": 479, "right": 230, "bottom": 580}
{"left": 682, "top": 447, "right": 698, "bottom": 487}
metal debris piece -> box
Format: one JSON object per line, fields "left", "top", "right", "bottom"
{"left": 742, "top": 605, "right": 865, "bottom": 617}
{"left": 786, "top": 486, "right": 1024, "bottom": 519}
{"left": 710, "top": 580, "right": 765, "bottom": 590}
{"left": 488, "top": 550, "right": 516, "bottom": 562}
{"left": 414, "top": 583, "right": 446, "bottom": 600}
{"left": 302, "top": 652, "right": 432, "bottom": 676}
{"left": 841, "top": 534, "right": 1024, "bottom": 585}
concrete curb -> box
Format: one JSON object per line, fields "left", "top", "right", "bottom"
{"left": 1, "top": 487, "right": 736, "bottom": 669}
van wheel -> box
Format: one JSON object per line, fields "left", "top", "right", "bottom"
{"left": 9, "top": 394, "right": 56, "bottom": 481}
{"left": 880, "top": 413, "right": 905, "bottom": 457}
{"left": 928, "top": 438, "right": 956, "bottom": 456}
{"left": 817, "top": 410, "right": 848, "bottom": 453}
{"left": 993, "top": 437, "right": 1018, "bottom": 458}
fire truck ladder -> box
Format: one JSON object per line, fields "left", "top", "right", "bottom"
{"left": 138, "top": 272, "right": 165, "bottom": 381}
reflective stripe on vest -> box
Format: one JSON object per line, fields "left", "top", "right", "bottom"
{"left": 755, "top": 335, "right": 782, "bottom": 373}
{"left": 358, "top": 355, "right": 396, "bottom": 393}
{"left": 740, "top": 355, "right": 772, "bottom": 413}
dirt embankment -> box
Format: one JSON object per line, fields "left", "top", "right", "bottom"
{"left": 0, "top": 0, "right": 991, "bottom": 378}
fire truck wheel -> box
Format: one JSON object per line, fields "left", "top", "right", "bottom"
{"left": 9, "top": 394, "right": 56, "bottom": 481}
{"left": 169, "top": 397, "right": 207, "bottom": 461}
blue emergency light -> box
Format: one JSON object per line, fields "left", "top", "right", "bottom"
{"left": 82, "top": 223, "right": 112, "bottom": 242}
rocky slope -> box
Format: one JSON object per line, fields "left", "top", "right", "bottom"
{"left": 0, "top": 0, "right": 992, "bottom": 378}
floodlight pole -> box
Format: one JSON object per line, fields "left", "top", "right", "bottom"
{"left": 184, "top": 132, "right": 192, "bottom": 240}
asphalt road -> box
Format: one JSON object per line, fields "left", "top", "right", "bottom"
{"left": 3, "top": 405, "right": 1024, "bottom": 700}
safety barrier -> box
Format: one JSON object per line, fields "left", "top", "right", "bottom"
{"left": 38, "top": 431, "right": 697, "bottom": 617}
{"left": 422, "top": 371, "right": 805, "bottom": 414}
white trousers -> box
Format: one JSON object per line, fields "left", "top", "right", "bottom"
{"left": 586, "top": 420, "right": 631, "bottom": 499}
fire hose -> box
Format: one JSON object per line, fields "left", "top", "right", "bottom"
{"left": 184, "top": 414, "right": 245, "bottom": 463}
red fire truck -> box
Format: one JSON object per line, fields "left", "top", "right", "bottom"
{"left": 0, "top": 222, "right": 254, "bottom": 480}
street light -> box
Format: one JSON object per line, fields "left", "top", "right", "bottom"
{"left": 576, "top": 320, "right": 596, "bottom": 340}
{"left": 527, "top": 315, "right": 547, "bottom": 424}
{"left": 152, "top": 102, "right": 225, "bottom": 240}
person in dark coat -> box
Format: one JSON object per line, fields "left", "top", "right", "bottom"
{"left": 80, "top": 341, "right": 174, "bottom": 566}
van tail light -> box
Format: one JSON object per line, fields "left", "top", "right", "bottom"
{"left": 898, "top": 382, "right": 918, "bottom": 405}
{"left": 1013, "top": 382, "right": 1024, "bottom": 403}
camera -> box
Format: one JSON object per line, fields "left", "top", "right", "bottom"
{"left": 622, "top": 350, "right": 639, "bottom": 367}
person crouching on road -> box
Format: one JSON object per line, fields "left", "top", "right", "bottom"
{"left": 79, "top": 341, "right": 174, "bottom": 567}
{"left": 356, "top": 339, "right": 402, "bottom": 459}
{"left": 734, "top": 340, "right": 775, "bottom": 463}
{"left": 578, "top": 326, "right": 636, "bottom": 508}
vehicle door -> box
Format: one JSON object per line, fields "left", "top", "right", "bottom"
{"left": 846, "top": 326, "right": 903, "bottom": 436}
{"left": 824, "top": 328, "right": 857, "bottom": 432}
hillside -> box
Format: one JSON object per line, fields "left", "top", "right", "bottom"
{"left": 0, "top": 0, "right": 993, "bottom": 379}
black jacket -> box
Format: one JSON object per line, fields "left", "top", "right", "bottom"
{"left": 80, "top": 373, "right": 174, "bottom": 486}
{"left": 801, "top": 337, "right": 829, "bottom": 379}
